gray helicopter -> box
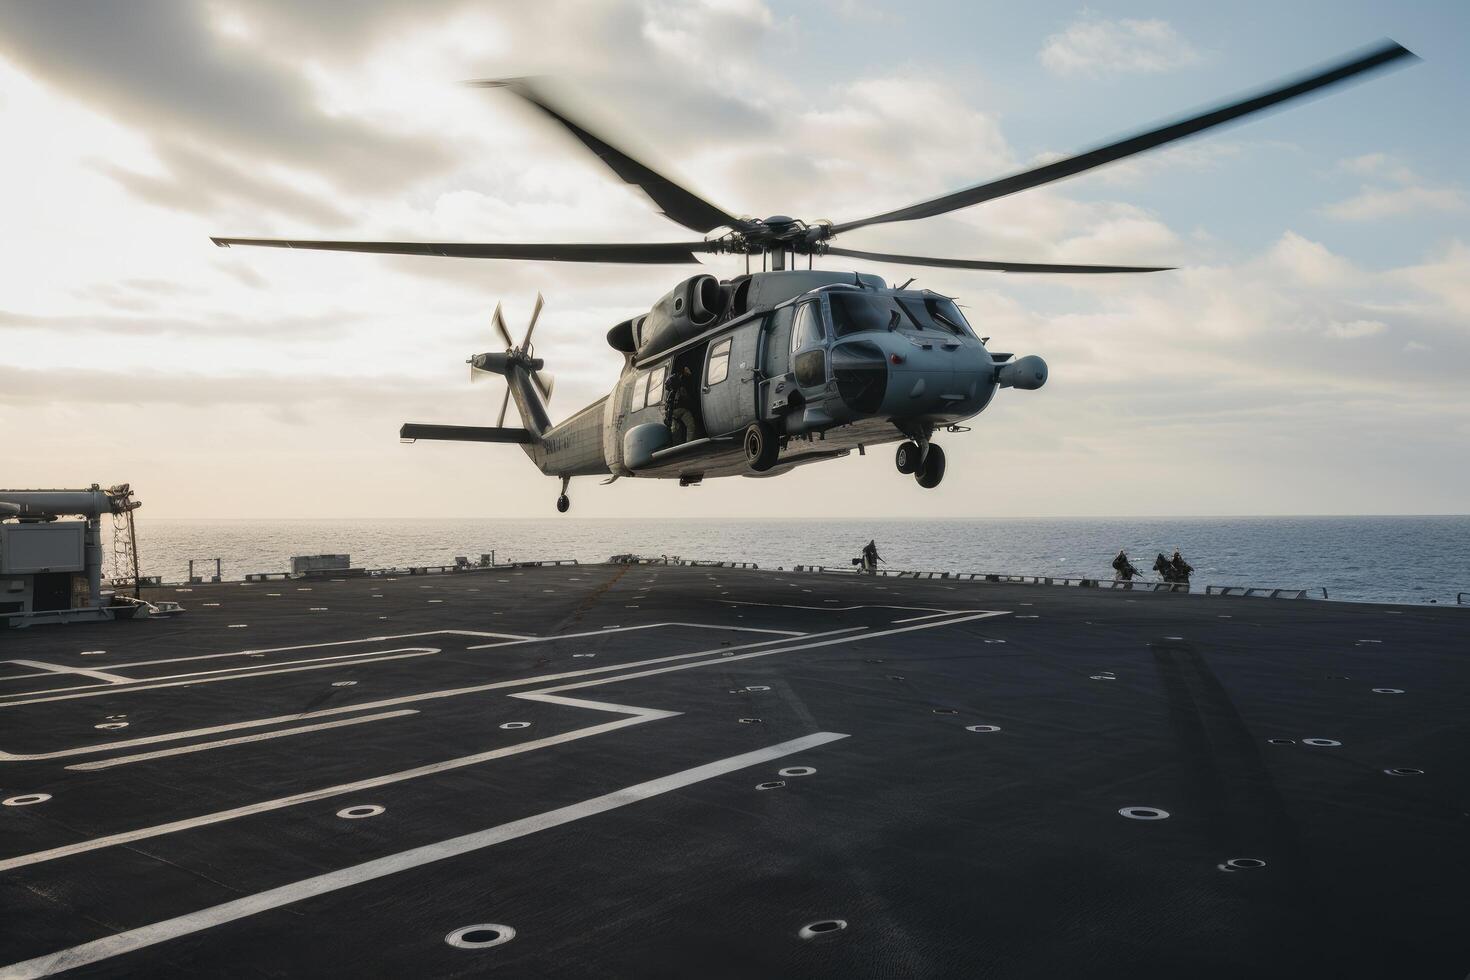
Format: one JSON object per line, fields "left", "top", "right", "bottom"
{"left": 214, "top": 41, "right": 1414, "bottom": 512}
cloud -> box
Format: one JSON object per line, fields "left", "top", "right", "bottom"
{"left": 1266, "top": 231, "right": 1357, "bottom": 287}
{"left": 0, "top": 364, "right": 415, "bottom": 409}
{"left": 95, "top": 138, "right": 356, "bottom": 227}
{"left": 1322, "top": 153, "right": 1467, "bottom": 221}
{"left": 1321, "top": 318, "right": 1386, "bottom": 339}
{"left": 1039, "top": 16, "right": 1201, "bottom": 78}
{"left": 1, "top": 3, "right": 1463, "bottom": 518}
{"left": 1391, "top": 239, "right": 1470, "bottom": 317}
{"left": 0, "top": 307, "right": 354, "bottom": 339}
{"left": 1323, "top": 184, "right": 1468, "bottom": 221}
{"left": 0, "top": 0, "right": 457, "bottom": 210}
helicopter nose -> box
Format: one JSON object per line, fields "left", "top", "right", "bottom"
{"left": 830, "top": 340, "right": 889, "bottom": 414}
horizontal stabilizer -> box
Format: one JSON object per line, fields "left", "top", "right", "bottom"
{"left": 399, "top": 423, "right": 535, "bottom": 444}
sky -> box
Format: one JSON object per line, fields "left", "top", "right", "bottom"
{"left": 1, "top": 0, "right": 1466, "bottom": 519}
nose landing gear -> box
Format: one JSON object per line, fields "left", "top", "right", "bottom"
{"left": 556, "top": 475, "right": 571, "bottom": 513}
{"left": 895, "top": 441, "right": 920, "bottom": 475}
{"left": 915, "top": 444, "right": 945, "bottom": 488}
{"left": 895, "top": 439, "right": 945, "bottom": 488}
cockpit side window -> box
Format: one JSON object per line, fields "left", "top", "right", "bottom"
{"left": 791, "top": 302, "right": 823, "bottom": 353}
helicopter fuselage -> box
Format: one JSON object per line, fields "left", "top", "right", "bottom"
{"left": 514, "top": 270, "right": 1046, "bottom": 487}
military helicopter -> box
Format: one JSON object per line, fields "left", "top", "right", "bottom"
{"left": 214, "top": 41, "right": 1413, "bottom": 512}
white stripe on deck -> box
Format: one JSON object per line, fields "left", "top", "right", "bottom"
{"left": 0, "top": 631, "right": 835, "bottom": 762}
{"left": 717, "top": 600, "right": 967, "bottom": 615}
{"left": 0, "top": 648, "right": 441, "bottom": 701}
{"left": 7, "top": 661, "right": 131, "bottom": 685}
{"left": 0, "top": 623, "right": 802, "bottom": 707}
{"left": 0, "top": 713, "right": 670, "bottom": 874}
{"left": 64, "top": 710, "right": 421, "bottom": 771}
{"left": 0, "top": 650, "right": 438, "bottom": 709}
{"left": 522, "top": 611, "right": 1011, "bottom": 698}
{"left": 17, "top": 630, "right": 536, "bottom": 676}
{"left": 464, "top": 620, "right": 803, "bottom": 649}
{"left": 0, "top": 732, "right": 847, "bottom": 980}
{"left": 0, "top": 614, "right": 1001, "bottom": 872}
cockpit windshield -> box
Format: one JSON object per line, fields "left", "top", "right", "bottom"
{"left": 827, "top": 290, "right": 974, "bottom": 339}
{"left": 898, "top": 296, "right": 973, "bottom": 337}
{"left": 828, "top": 292, "right": 898, "bottom": 337}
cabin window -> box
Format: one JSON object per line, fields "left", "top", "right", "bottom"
{"left": 791, "top": 302, "right": 823, "bottom": 352}
{"left": 645, "top": 365, "right": 667, "bottom": 408}
{"left": 707, "top": 338, "right": 732, "bottom": 385}
{"left": 630, "top": 372, "right": 648, "bottom": 412}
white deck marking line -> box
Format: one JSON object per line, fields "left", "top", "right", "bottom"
{"left": 6, "top": 705, "right": 428, "bottom": 763}
{"left": 0, "top": 651, "right": 438, "bottom": 710}
{"left": 0, "top": 628, "right": 852, "bottom": 719}
{"left": 890, "top": 611, "right": 969, "bottom": 624}
{"left": 464, "top": 620, "right": 803, "bottom": 650}
{"left": 1, "top": 631, "right": 852, "bottom": 761}
{"left": 65, "top": 711, "right": 421, "bottom": 771}
{"left": 40, "top": 629, "right": 536, "bottom": 673}
{"left": 0, "top": 732, "right": 847, "bottom": 980}
{"left": 522, "top": 611, "right": 1012, "bottom": 698}
{"left": 0, "top": 615, "right": 972, "bottom": 872}
{"left": 718, "top": 601, "right": 966, "bottom": 615}
{"left": 0, "top": 710, "right": 673, "bottom": 874}
{"left": 7, "top": 661, "right": 131, "bottom": 685}
{"left": 0, "top": 648, "right": 441, "bottom": 702}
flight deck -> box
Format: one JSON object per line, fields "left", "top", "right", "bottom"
{"left": 1, "top": 563, "right": 1467, "bottom": 978}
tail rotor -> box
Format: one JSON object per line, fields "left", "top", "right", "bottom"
{"left": 467, "top": 293, "right": 555, "bottom": 427}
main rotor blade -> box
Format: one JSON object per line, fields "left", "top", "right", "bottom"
{"left": 211, "top": 237, "right": 709, "bottom": 264}
{"left": 824, "top": 246, "right": 1172, "bottom": 274}
{"left": 469, "top": 78, "right": 747, "bottom": 235}
{"left": 491, "top": 303, "right": 514, "bottom": 350}
{"left": 830, "top": 40, "right": 1417, "bottom": 236}
{"left": 522, "top": 292, "right": 545, "bottom": 348}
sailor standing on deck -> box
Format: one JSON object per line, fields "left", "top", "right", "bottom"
{"left": 860, "top": 539, "right": 883, "bottom": 574}
{"left": 1170, "top": 549, "right": 1194, "bottom": 586}
{"left": 1111, "top": 550, "right": 1138, "bottom": 582}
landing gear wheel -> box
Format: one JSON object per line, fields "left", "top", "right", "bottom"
{"left": 556, "top": 494, "right": 570, "bottom": 513}
{"left": 895, "top": 441, "right": 920, "bottom": 474}
{"left": 916, "top": 444, "right": 946, "bottom": 489}
{"left": 744, "top": 421, "right": 779, "bottom": 472}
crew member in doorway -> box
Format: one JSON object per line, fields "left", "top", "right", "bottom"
{"left": 1169, "top": 549, "right": 1194, "bottom": 586}
{"left": 859, "top": 539, "right": 883, "bottom": 574}
{"left": 664, "top": 366, "right": 696, "bottom": 445}
{"left": 1111, "top": 550, "right": 1138, "bottom": 581}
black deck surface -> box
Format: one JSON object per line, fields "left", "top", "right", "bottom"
{"left": 0, "top": 564, "right": 1467, "bottom": 979}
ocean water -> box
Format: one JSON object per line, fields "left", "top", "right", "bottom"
{"left": 130, "top": 516, "right": 1470, "bottom": 605}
